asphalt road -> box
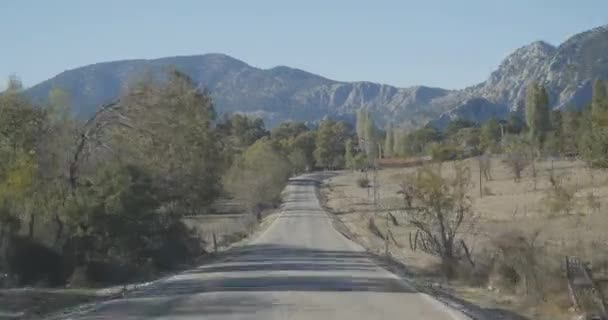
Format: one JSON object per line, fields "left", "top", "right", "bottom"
{"left": 53, "top": 173, "right": 468, "bottom": 320}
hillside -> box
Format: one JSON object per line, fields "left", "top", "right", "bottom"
{"left": 26, "top": 54, "right": 453, "bottom": 127}
{"left": 26, "top": 25, "right": 608, "bottom": 127}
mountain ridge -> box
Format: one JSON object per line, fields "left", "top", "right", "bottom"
{"left": 26, "top": 24, "right": 608, "bottom": 127}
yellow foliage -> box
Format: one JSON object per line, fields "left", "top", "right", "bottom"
{"left": 0, "top": 151, "right": 38, "bottom": 201}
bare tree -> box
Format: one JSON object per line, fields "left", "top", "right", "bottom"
{"left": 404, "top": 162, "right": 474, "bottom": 278}
{"left": 503, "top": 136, "right": 531, "bottom": 183}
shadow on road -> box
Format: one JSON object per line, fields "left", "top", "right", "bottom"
{"left": 125, "top": 244, "right": 414, "bottom": 299}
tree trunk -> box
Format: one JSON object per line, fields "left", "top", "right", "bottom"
{"left": 28, "top": 213, "right": 35, "bottom": 239}
{"left": 54, "top": 214, "right": 64, "bottom": 246}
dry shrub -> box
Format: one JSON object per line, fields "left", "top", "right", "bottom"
{"left": 482, "top": 186, "right": 494, "bottom": 196}
{"left": 455, "top": 250, "right": 493, "bottom": 287}
{"left": 368, "top": 217, "right": 384, "bottom": 240}
{"left": 543, "top": 169, "right": 577, "bottom": 217}
{"left": 357, "top": 177, "right": 370, "bottom": 188}
{"left": 488, "top": 230, "right": 548, "bottom": 300}
{"left": 585, "top": 192, "right": 601, "bottom": 214}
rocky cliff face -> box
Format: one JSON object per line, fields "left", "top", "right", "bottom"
{"left": 26, "top": 25, "right": 608, "bottom": 128}
{"left": 435, "top": 25, "right": 608, "bottom": 126}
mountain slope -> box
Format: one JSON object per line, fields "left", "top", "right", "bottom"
{"left": 26, "top": 25, "right": 608, "bottom": 127}
{"left": 436, "top": 25, "right": 608, "bottom": 125}
{"left": 26, "top": 54, "right": 452, "bottom": 127}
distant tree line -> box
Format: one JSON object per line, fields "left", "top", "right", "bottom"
{"left": 354, "top": 80, "right": 608, "bottom": 167}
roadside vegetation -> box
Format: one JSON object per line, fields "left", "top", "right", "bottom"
{"left": 322, "top": 80, "right": 608, "bottom": 319}
{"left": 0, "top": 70, "right": 355, "bottom": 302}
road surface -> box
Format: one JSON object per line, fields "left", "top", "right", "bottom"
{"left": 52, "top": 173, "right": 468, "bottom": 319}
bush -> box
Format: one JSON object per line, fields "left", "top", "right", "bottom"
{"left": 427, "top": 143, "right": 463, "bottom": 161}
{"left": 150, "top": 221, "right": 203, "bottom": 270}
{"left": 5, "top": 236, "right": 71, "bottom": 286}
{"left": 368, "top": 217, "right": 384, "bottom": 240}
{"left": 356, "top": 177, "right": 370, "bottom": 188}
{"left": 489, "top": 230, "right": 547, "bottom": 300}
{"left": 85, "top": 260, "right": 137, "bottom": 285}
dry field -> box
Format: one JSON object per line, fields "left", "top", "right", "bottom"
{"left": 321, "top": 158, "right": 608, "bottom": 320}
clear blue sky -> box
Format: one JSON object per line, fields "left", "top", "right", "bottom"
{"left": 1, "top": 0, "right": 607, "bottom": 90}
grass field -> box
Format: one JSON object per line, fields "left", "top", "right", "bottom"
{"left": 321, "top": 157, "right": 608, "bottom": 320}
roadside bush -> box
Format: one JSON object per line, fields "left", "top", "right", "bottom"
{"left": 85, "top": 260, "right": 137, "bottom": 285}
{"left": 5, "top": 236, "right": 70, "bottom": 286}
{"left": 357, "top": 177, "right": 370, "bottom": 188}
{"left": 489, "top": 230, "right": 548, "bottom": 300}
{"left": 224, "top": 138, "right": 292, "bottom": 217}
{"left": 368, "top": 217, "right": 384, "bottom": 240}
{"left": 427, "top": 143, "right": 463, "bottom": 161}
{"left": 149, "top": 221, "right": 204, "bottom": 270}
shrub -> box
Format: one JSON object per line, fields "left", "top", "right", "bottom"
{"left": 368, "top": 217, "right": 384, "bottom": 240}
{"left": 85, "top": 260, "right": 137, "bottom": 285}
{"left": 356, "top": 177, "right": 370, "bottom": 188}
{"left": 427, "top": 143, "right": 463, "bottom": 161}
{"left": 489, "top": 230, "right": 545, "bottom": 299}
{"left": 5, "top": 236, "right": 70, "bottom": 286}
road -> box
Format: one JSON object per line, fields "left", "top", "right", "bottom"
{"left": 52, "top": 174, "right": 468, "bottom": 320}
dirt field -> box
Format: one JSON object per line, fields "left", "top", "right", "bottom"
{"left": 321, "top": 158, "right": 608, "bottom": 320}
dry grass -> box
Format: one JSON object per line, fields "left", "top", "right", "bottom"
{"left": 322, "top": 158, "right": 608, "bottom": 320}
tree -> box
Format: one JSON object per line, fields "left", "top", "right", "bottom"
{"left": 445, "top": 119, "right": 476, "bottom": 137}
{"left": 525, "top": 83, "right": 550, "bottom": 154}
{"left": 589, "top": 79, "right": 608, "bottom": 166}
{"left": 225, "top": 138, "right": 292, "bottom": 219}
{"left": 355, "top": 109, "right": 379, "bottom": 161}
{"left": 314, "top": 120, "right": 349, "bottom": 169}
{"left": 503, "top": 135, "right": 531, "bottom": 182}
{"left": 345, "top": 139, "right": 355, "bottom": 170}
{"left": 393, "top": 129, "right": 408, "bottom": 157}
{"left": 217, "top": 114, "right": 268, "bottom": 160}
{"left": 405, "top": 162, "right": 474, "bottom": 278}
{"left": 506, "top": 111, "right": 525, "bottom": 135}
{"left": 119, "top": 71, "right": 222, "bottom": 210}
{"left": 479, "top": 118, "right": 501, "bottom": 152}
{"left": 406, "top": 126, "right": 441, "bottom": 155}
{"left": 384, "top": 124, "right": 394, "bottom": 158}
{"left": 562, "top": 110, "right": 581, "bottom": 157}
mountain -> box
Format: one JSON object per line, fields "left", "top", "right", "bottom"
{"left": 26, "top": 54, "right": 453, "bottom": 127}
{"left": 433, "top": 25, "right": 608, "bottom": 126}
{"left": 26, "top": 25, "right": 608, "bottom": 128}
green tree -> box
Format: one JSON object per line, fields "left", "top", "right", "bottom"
{"left": 589, "top": 79, "right": 608, "bottom": 166}
{"left": 291, "top": 131, "right": 316, "bottom": 171}
{"left": 525, "top": 83, "right": 551, "bottom": 154}
{"left": 225, "top": 138, "right": 292, "bottom": 218}
{"left": 344, "top": 139, "right": 355, "bottom": 170}
{"left": 479, "top": 118, "right": 501, "bottom": 152}
{"left": 562, "top": 110, "right": 580, "bottom": 157}
{"left": 506, "top": 111, "right": 525, "bottom": 134}
{"left": 314, "top": 120, "right": 349, "bottom": 169}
